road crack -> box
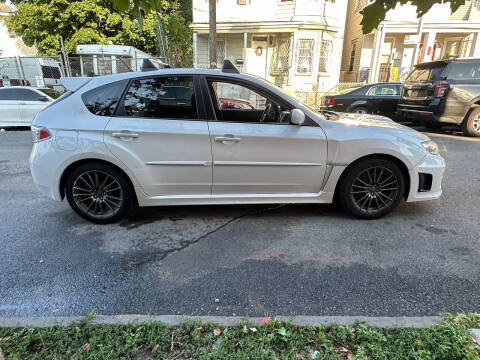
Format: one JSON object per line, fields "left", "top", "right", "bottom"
{"left": 123, "top": 204, "right": 286, "bottom": 270}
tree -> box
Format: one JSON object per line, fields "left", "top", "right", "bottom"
{"left": 5, "top": 0, "right": 192, "bottom": 66}
{"left": 361, "top": 0, "right": 466, "bottom": 34}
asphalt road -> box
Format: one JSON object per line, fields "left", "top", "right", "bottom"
{"left": 1, "top": 128, "right": 479, "bottom": 318}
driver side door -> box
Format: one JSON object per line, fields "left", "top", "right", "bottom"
{"left": 205, "top": 77, "right": 327, "bottom": 195}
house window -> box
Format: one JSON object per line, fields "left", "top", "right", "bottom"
{"left": 209, "top": 39, "right": 226, "bottom": 68}
{"left": 349, "top": 41, "right": 357, "bottom": 72}
{"left": 271, "top": 38, "right": 292, "bottom": 74}
{"left": 296, "top": 38, "right": 315, "bottom": 74}
{"left": 237, "top": 0, "right": 247, "bottom": 4}
{"left": 318, "top": 40, "right": 332, "bottom": 73}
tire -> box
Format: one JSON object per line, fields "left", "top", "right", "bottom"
{"left": 337, "top": 158, "right": 406, "bottom": 219}
{"left": 353, "top": 107, "right": 369, "bottom": 114}
{"left": 462, "top": 107, "right": 480, "bottom": 137}
{"left": 65, "top": 162, "right": 136, "bottom": 224}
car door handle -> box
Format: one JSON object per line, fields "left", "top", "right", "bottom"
{"left": 112, "top": 131, "right": 139, "bottom": 139}
{"left": 215, "top": 135, "right": 242, "bottom": 143}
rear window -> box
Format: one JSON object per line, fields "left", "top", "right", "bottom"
{"left": 82, "top": 80, "right": 127, "bottom": 116}
{"left": 407, "top": 66, "right": 445, "bottom": 82}
{"left": 445, "top": 62, "right": 480, "bottom": 80}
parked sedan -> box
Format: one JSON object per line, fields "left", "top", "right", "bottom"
{"left": 326, "top": 83, "right": 402, "bottom": 120}
{"left": 29, "top": 64, "right": 445, "bottom": 223}
{"left": 0, "top": 87, "right": 61, "bottom": 127}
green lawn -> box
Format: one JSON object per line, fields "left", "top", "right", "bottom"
{"left": 0, "top": 313, "right": 479, "bottom": 359}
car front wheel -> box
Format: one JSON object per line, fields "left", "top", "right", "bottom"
{"left": 65, "top": 162, "right": 136, "bottom": 224}
{"left": 337, "top": 158, "right": 405, "bottom": 219}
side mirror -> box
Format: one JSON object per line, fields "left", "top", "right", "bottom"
{"left": 290, "top": 109, "right": 305, "bottom": 125}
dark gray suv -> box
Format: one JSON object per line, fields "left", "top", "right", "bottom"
{"left": 398, "top": 58, "right": 480, "bottom": 136}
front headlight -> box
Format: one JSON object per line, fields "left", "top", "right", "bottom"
{"left": 422, "top": 140, "right": 439, "bottom": 155}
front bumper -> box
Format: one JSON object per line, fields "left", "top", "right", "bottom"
{"left": 406, "top": 153, "right": 445, "bottom": 202}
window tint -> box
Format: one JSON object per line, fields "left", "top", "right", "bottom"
{"left": 82, "top": 80, "right": 127, "bottom": 116}
{"left": 0, "top": 89, "right": 15, "bottom": 100}
{"left": 123, "top": 76, "right": 196, "bottom": 119}
{"left": 446, "top": 62, "right": 480, "bottom": 80}
{"left": 375, "top": 84, "right": 399, "bottom": 96}
{"left": 407, "top": 65, "right": 445, "bottom": 82}
{"left": 0, "top": 88, "right": 45, "bottom": 101}
{"left": 209, "top": 80, "right": 290, "bottom": 124}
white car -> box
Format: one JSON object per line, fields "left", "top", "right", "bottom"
{"left": 0, "top": 86, "right": 61, "bottom": 127}
{"left": 29, "top": 64, "right": 445, "bottom": 223}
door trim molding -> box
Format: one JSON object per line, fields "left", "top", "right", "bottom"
{"left": 213, "top": 161, "right": 323, "bottom": 166}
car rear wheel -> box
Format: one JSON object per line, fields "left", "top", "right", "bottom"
{"left": 65, "top": 162, "right": 136, "bottom": 224}
{"left": 353, "top": 107, "right": 369, "bottom": 114}
{"left": 337, "top": 158, "right": 405, "bottom": 219}
{"left": 462, "top": 107, "right": 480, "bottom": 137}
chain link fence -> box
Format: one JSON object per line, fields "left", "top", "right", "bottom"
{"left": 0, "top": 56, "right": 65, "bottom": 90}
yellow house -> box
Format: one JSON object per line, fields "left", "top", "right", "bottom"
{"left": 191, "top": 0, "right": 349, "bottom": 92}
{"left": 340, "top": 0, "right": 480, "bottom": 84}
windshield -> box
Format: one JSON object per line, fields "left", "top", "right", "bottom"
{"left": 38, "top": 88, "right": 62, "bottom": 99}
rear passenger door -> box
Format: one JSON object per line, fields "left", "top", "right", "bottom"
{"left": 15, "top": 88, "right": 51, "bottom": 124}
{"left": 0, "top": 89, "right": 21, "bottom": 126}
{"left": 370, "top": 84, "right": 401, "bottom": 118}
{"left": 104, "top": 75, "right": 213, "bottom": 197}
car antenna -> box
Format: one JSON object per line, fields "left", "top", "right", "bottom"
{"left": 222, "top": 59, "right": 240, "bottom": 74}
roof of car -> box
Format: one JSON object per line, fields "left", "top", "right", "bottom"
{"left": 82, "top": 68, "right": 268, "bottom": 91}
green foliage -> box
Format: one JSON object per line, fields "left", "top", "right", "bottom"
{"left": 360, "top": 0, "right": 466, "bottom": 34}
{"left": 5, "top": 0, "right": 193, "bottom": 66}
{"left": 1, "top": 314, "right": 479, "bottom": 359}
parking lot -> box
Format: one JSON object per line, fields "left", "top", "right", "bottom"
{"left": 1, "top": 128, "right": 479, "bottom": 318}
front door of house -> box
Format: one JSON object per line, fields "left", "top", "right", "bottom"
{"left": 248, "top": 36, "right": 268, "bottom": 78}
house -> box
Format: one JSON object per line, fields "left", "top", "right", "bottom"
{"left": 190, "top": 0, "right": 348, "bottom": 93}
{"left": 0, "top": 3, "right": 36, "bottom": 57}
{"left": 340, "top": 0, "right": 480, "bottom": 84}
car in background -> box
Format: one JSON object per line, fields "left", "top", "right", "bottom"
{"left": 0, "top": 87, "right": 62, "bottom": 127}
{"left": 398, "top": 58, "right": 480, "bottom": 136}
{"left": 325, "top": 83, "right": 402, "bottom": 120}
{"left": 219, "top": 97, "right": 255, "bottom": 109}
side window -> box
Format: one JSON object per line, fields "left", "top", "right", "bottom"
{"left": 366, "top": 86, "right": 376, "bottom": 96}
{"left": 82, "top": 80, "right": 127, "bottom": 116}
{"left": 122, "top": 76, "right": 196, "bottom": 119}
{"left": 15, "top": 89, "right": 45, "bottom": 101}
{"left": 375, "top": 84, "right": 397, "bottom": 96}
{"left": 0, "top": 89, "right": 15, "bottom": 100}
{"left": 446, "top": 62, "right": 480, "bottom": 80}
{"left": 208, "top": 80, "right": 289, "bottom": 124}
{"left": 0, "top": 88, "right": 44, "bottom": 101}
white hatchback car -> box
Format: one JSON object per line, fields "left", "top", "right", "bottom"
{"left": 29, "top": 65, "right": 445, "bottom": 223}
{"left": 0, "top": 86, "right": 61, "bottom": 127}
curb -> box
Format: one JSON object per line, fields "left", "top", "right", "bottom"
{"left": 0, "top": 315, "right": 445, "bottom": 329}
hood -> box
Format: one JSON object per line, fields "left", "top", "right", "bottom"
{"left": 331, "top": 112, "right": 430, "bottom": 142}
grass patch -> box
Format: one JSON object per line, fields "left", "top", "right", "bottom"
{"left": 0, "top": 314, "right": 479, "bottom": 359}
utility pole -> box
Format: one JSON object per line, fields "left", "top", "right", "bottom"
{"left": 209, "top": 0, "right": 217, "bottom": 69}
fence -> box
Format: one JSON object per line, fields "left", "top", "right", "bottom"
{"left": 295, "top": 82, "right": 364, "bottom": 109}
{"left": 67, "top": 55, "right": 166, "bottom": 77}
{"left": 0, "top": 56, "right": 65, "bottom": 90}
